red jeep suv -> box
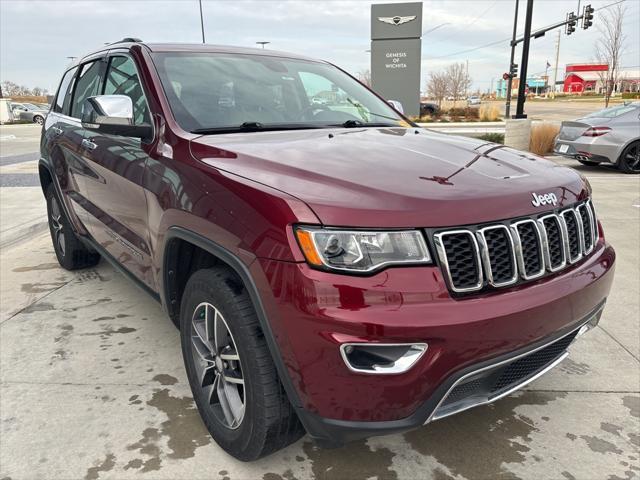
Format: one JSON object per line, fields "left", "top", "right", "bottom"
{"left": 39, "top": 39, "right": 615, "bottom": 461}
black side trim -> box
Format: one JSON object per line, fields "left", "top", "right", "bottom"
{"left": 79, "top": 235, "right": 160, "bottom": 303}
{"left": 162, "top": 227, "right": 303, "bottom": 410}
{"left": 297, "top": 299, "right": 606, "bottom": 446}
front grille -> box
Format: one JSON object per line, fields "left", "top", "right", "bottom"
{"left": 562, "top": 210, "right": 582, "bottom": 261}
{"left": 540, "top": 216, "right": 565, "bottom": 270}
{"left": 436, "top": 231, "right": 482, "bottom": 291}
{"left": 434, "top": 200, "right": 597, "bottom": 294}
{"left": 515, "top": 221, "right": 544, "bottom": 278}
{"left": 481, "top": 226, "right": 516, "bottom": 285}
{"left": 438, "top": 327, "right": 580, "bottom": 413}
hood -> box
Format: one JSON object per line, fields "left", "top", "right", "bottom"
{"left": 190, "top": 127, "right": 589, "bottom": 228}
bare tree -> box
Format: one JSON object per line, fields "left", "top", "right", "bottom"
{"left": 445, "top": 62, "right": 472, "bottom": 104}
{"left": 426, "top": 71, "right": 448, "bottom": 108}
{"left": 357, "top": 69, "right": 371, "bottom": 87}
{"left": 594, "top": 4, "right": 626, "bottom": 107}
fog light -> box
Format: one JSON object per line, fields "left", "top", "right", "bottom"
{"left": 340, "top": 343, "right": 427, "bottom": 374}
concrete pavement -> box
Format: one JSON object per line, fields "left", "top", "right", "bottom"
{"left": 0, "top": 127, "right": 638, "bottom": 480}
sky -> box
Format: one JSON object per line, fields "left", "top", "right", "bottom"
{"left": 1, "top": 0, "right": 639, "bottom": 94}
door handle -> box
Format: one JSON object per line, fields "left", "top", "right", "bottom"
{"left": 51, "top": 127, "right": 63, "bottom": 136}
{"left": 81, "top": 139, "right": 98, "bottom": 151}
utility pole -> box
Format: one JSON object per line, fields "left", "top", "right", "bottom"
{"left": 551, "top": 30, "right": 561, "bottom": 98}
{"left": 514, "top": 0, "right": 534, "bottom": 118}
{"left": 199, "top": 0, "right": 206, "bottom": 44}
{"left": 505, "top": 0, "right": 519, "bottom": 118}
{"left": 465, "top": 59, "right": 469, "bottom": 99}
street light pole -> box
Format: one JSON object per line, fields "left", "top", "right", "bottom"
{"left": 505, "top": 0, "right": 519, "bottom": 118}
{"left": 514, "top": 0, "right": 534, "bottom": 119}
{"left": 199, "top": 0, "right": 206, "bottom": 44}
{"left": 256, "top": 41, "right": 270, "bottom": 49}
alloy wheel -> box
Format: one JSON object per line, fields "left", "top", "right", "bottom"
{"left": 190, "top": 302, "right": 245, "bottom": 429}
{"left": 624, "top": 144, "right": 640, "bottom": 172}
{"left": 50, "top": 196, "right": 66, "bottom": 257}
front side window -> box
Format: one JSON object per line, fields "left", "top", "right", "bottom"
{"left": 103, "top": 56, "right": 150, "bottom": 125}
{"left": 71, "top": 60, "right": 103, "bottom": 118}
{"left": 152, "top": 52, "right": 405, "bottom": 133}
{"left": 53, "top": 67, "right": 78, "bottom": 114}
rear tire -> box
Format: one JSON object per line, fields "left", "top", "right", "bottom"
{"left": 34, "top": 115, "right": 44, "bottom": 125}
{"left": 45, "top": 183, "right": 100, "bottom": 270}
{"left": 180, "top": 267, "right": 304, "bottom": 461}
{"left": 618, "top": 141, "right": 640, "bottom": 174}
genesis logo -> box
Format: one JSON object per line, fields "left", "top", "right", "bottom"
{"left": 378, "top": 15, "right": 417, "bottom": 26}
{"left": 531, "top": 192, "right": 558, "bottom": 207}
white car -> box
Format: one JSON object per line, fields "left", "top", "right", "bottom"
{"left": 467, "top": 96, "right": 481, "bottom": 106}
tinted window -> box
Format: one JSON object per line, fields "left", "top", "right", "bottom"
{"left": 586, "top": 104, "right": 638, "bottom": 118}
{"left": 71, "top": 61, "right": 102, "bottom": 118}
{"left": 53, "top": 67, "right": 78, "bottom": 114}
{"left": 152, "top": 52, "right": 404, "bottom": 132}
{"left": 103, "top": 56, "right": 150, "bottom": 125}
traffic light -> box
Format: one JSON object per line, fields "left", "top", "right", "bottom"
{"left": 510, "top": 63, "right": 518, "bottom": 78}
{"left": 565, "top": 12, "right": 577, "bottom": 35}
{"left": 582, "top": 5, "right": 594, "bottom": 29}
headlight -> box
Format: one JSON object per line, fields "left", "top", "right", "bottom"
{"left": 295, "top": 227, "right": 431, "bottom": 273}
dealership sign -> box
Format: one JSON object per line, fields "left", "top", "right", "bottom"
{"left": 371, "top": 3, "right": 422, "bottom": 117}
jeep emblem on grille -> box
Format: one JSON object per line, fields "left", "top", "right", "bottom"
{"left": 531, "top": 192, "right": 558, "bottom": 207}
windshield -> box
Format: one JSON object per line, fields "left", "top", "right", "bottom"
{"left": 585, "top": 104, "right": 638, "bottom": 118}
{"left": 152, "top": 52, "right": 406, "bottom": 133}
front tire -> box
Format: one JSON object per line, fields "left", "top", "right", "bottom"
{"left": 34, "top": 115, "right": 44, "bottom": 125}
{"left": 180, "top": 267, "right": 304, "bottom": 461}
{"left": 618, "top": 141, "right": 640, "bottom": 174}
{"left": 45, "top": 183, "right": 100, "bottom": 270}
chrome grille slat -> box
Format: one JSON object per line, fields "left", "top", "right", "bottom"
{"left": 434, "top": 230, "right": 483, "bottom": 293}
{"left": 435, "top": 200, "right": 596, "bottom": 294}
{"left": 511, "top": 219, "right": 546, "bottom": 280}
{"left": 538, "top": 214, "right": 567, "bottom": 272}
{"left": 476, "top": 225, "right": 518, "bottom": 287}
{"left": 560, "top": 209, "right": 583, "bottom": 263}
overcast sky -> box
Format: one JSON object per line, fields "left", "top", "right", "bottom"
{"left": 1, "top": 0, "right": 639, "bottom": 93}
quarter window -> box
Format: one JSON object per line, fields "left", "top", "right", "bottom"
{"left": 103, "top": 56, "right": 150, "bottom": 125}
{"left": 53, "top": 67, "right": 78, "bottom": 115}
{"left": 70, "top": 61, "right": 103, "bottom": 119}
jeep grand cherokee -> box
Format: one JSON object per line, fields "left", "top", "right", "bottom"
{"left": 39, "top": 39, "right": 615, "bottom": 461}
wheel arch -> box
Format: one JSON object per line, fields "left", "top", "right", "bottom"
{"left": 162, "top": 226, "right": 303, "bottom": 409}
{"left": 38, "top": 160, "right": 54, "bottom": 196}
{"left": 615, "top": 137, "right": 640, "bottom": 165}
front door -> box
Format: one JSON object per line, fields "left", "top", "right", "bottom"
{"left": 78, "top": 53, "right": 155, "bottom": 288}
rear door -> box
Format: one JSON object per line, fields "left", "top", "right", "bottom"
{"left": 42, "top": 62, "right": 97, "bottom": 232}
{"left": 79, "top": 52, "right": 155, "bottom": 288}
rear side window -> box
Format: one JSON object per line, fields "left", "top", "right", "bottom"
{"left": 103, "top": 56, "right": 150, "bottom": 125}
{"left": 70, "top": 60, "right": 103, "bottom": 119}
{"left": 53, "top": 67, "right": 78, "bottom": 114}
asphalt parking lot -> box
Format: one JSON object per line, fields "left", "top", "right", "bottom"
{"left": 0, "top": 123, "right": 638, "bottom": 480}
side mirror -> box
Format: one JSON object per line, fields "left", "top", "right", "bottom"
{"left": 81, "top": 95, "right": 152, "bottom": 140}
{"left": 387, "top": 100, "right": 404, "bottom": 114}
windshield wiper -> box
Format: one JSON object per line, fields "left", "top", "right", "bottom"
{"left": 192, "top": 122, "right": 324, "bottom": 135}
{"left": 339, "top": 119, "right": 398, "bottom": 128}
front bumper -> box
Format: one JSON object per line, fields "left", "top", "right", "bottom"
{"left": 255, "top": 240, "right": 615, "bottom": 445}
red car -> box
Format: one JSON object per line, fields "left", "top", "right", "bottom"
{"left": 39, "top": 40, "right": 615, "bottom": 461}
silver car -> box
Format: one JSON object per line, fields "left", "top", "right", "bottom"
{"left": 554, "top": 102, "right": 640, "bottom": 173}
{"left": 10, "top": 102, "right": 48, "bottom": 125}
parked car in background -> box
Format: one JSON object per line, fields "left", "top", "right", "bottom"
{"left": 420, "top": 101, "right": 439, "bottom": 117}
{"left": 11, "top": 102, "right": 48, "bottom": 124}
{"left": 554, "top": 102, "right": 640, "bottom": 174}
{"left": 41, "top": 39, "right": 615, "bottom": 461}
{"left": 467, "top": 96, "right": 481, "bottom": 106}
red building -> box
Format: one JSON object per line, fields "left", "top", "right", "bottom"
{"left": 563, "top": 63, "right": 608, "bottom": 93}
